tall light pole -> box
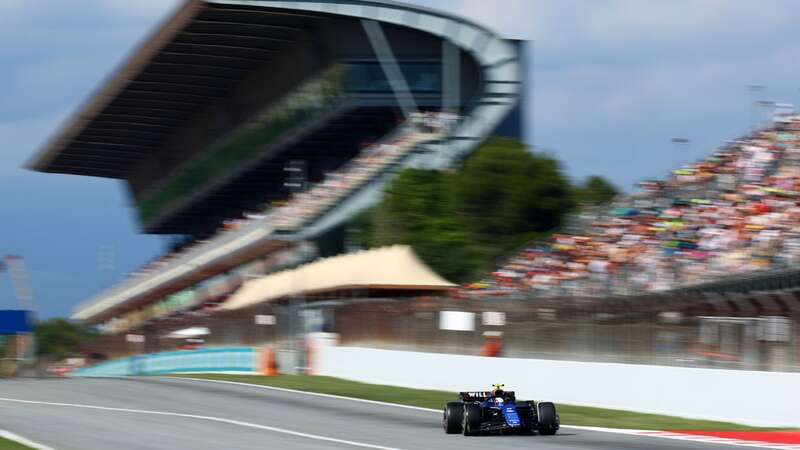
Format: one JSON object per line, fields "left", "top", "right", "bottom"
{"left": 530, "top": 39, "right": 535, "bottom": 151}
{"left": 283, "top": 160, "right": 307, "bottom": 374}
{"left": 794, "top": 88, "right": 800, "bottom": 115}
{"left": 671, "top": 137, "right": 691, "bottom": 169}
{"left": 757, "top": 100, "right": 775, "bottom": 129}
{"left": 748, "top": 85, "right": 765, "bottom": 131}
{"left": 98, "top": 244, "right": 115, "bottom": 288}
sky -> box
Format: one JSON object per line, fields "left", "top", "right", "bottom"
{"left": 1, "top": 0, "right": 799, "bottom": 318}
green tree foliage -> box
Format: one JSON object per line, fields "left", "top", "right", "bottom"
{"left": 455, "top": 138, "right": 574, "bottom": 238}
{"left": 355, "top": 137, "right": 574, "bottom": 282}
{"left": 575, "top": 175, "right": 619, "bottom": 205}
{"left": 358, "top": 169, "right": 485, "bottom": 282}
{"left": 35, "top": 319, "right": 98, "bottom": 360}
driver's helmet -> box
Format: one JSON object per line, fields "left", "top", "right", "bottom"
{"left": 494, "top": 397, "right": 504, "bottom": 406}
{"left": 491, "top": 383, "right": 505, "bottom": 398}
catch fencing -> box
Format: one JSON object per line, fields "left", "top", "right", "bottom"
{"left": 110, "top": 295, "right": 800, "bottom": 373}
{"left": 322, "top": 297, "right": 800, "bottom": 372}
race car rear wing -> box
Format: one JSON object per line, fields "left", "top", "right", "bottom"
{"left": 459, "top": 391, "right": 516, "bottom": 402}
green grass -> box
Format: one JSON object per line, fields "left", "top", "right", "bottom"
{"left": 0, "top": 437, "right": 34, "bottom": 450}
{"left": 169, "top": 374, "right": 786, "bottom": 431}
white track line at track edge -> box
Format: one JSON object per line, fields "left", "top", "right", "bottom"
{"left": 0, "top": 397, "right": 403, "bottom": 450}
{"left": 166, "top": 377, "right": 787, "bottom": 449}
{"left": 166, "top": 376, "right": 439, "bottom": 413}
{"left": 0, "top": 429, "right": 58, "bottom": 450}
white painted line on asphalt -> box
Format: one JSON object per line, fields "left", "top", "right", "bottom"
{"left": 169, "top": 376, "right": 440, "bottom": 413}
{"left": 168, "top": 377, "right": 787, "bottom": 449}
{"left": 0, "top": 429, "right": 58, "bottom": 450}
{"left": 0, "top": 397, "right": 404, "bottom": 450}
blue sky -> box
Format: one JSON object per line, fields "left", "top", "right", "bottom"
{"left": 1, "top": 0, "right": 799, "bottom": 318}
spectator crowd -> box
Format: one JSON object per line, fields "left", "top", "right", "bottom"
{"left": 472, "top": 113, "right": 800, "bottom": 298}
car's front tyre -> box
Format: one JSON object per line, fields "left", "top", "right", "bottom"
{"left": 537, "top": 402, "right": 558, "bottom": 436}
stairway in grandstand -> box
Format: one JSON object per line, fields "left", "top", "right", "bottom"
{"left": 277, "top": 82, "right": 524, "bottom": 238}
{"left": 276, "top": 122, "right": 446, "bottom": 238}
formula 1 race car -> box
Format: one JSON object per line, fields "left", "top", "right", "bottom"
{"left": 443, "top": 384, "right": 559, "bottom": 436}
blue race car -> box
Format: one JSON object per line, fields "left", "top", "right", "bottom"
{"left": 443, "top": 384, "right": 559, "bottom": 436}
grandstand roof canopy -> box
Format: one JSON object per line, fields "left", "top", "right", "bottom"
{"left": 29, "top": 0, "right": 321, "bottom": 178}
{"left": 219, "top": 245, "right": 456, "bottom": 311}
{"left": 27, "top": 0, "right": 503, "bottom": 180}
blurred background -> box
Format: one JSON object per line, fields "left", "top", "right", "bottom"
{"left": 1, "top": 0, "right": 800, "bottom": 430}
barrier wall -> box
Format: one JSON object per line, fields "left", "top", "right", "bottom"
{"left": 75, "top": 347, "right": 257, "bottom": 377}
{"left": 317, "top": 346, "right": 800, "bottom": 427}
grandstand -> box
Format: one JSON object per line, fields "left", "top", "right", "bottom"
{"left": 473, "top": 112, "right": 800, "bottom": 303}
{"left": 28, "top": 1, "right": 525, "bottom": 333}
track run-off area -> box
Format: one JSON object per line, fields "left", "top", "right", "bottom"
{"left": 0, "top": 377, "right": 796, "bottom": 450}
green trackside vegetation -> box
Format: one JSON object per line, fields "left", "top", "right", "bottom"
{"left": 0, "top": 438, "right": 35, "bottom": 450}
{"left": 35, "top": 318, "right": 99, "bottom": 360}
{"left": 352, "top": 137, "right": 618, "bottom": 283}
{"left": 170, "top": 374, "right": 785, "bottom": 431}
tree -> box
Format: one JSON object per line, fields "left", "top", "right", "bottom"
{"left": 454, "top": 137, "right": 574, "bottom": 243}
{"left": 357, "top": 169, "right": 484, "bottom": 281}
{"left": 352, "top": 137, "right": 574, "bottom": 282}
{"left": 575, "top": 175, "right": 618, "bottom": 205}
{"left": 35, "top": 319, "right": 98, "bottom": 361}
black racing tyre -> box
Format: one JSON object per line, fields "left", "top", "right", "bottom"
{"left": 443, "top": 402, "right": 463, "bottom": 434}
{"left": 462, "top": 403, "right": 482, "bottom": 436}
{"left": 537, "top": 402, "right": 558, "bottom": 436}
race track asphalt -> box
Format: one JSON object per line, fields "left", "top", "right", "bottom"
{"left": 0, "top": 377, "right": 760, "bottom": 450}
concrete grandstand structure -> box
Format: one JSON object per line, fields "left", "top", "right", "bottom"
{"left": 29, "top": 0, "right": 525, "bottom": 330}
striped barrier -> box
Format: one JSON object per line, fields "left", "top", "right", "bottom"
{"left": 74, "top": 347, "right": 258, "bottom": 377}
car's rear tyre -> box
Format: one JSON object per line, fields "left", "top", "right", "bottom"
{"left": 462, "top": 403, "right": 482, "bottom": 436}
{"left": 537, "top": 402, "right": 558, "bottom": 436}
{"left": 443, "top": 402, "right": 463, "bottom": 434}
